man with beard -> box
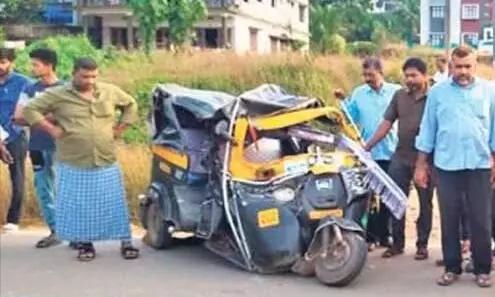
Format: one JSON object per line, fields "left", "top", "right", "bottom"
{"left": 13, "top": 48, "right": 65, "bottom": 248}
{"left": 334, "top": 57, "right": 401, "bottom": 250}
{"left": 415, "top": 46, "right": 493, "bottom": 288}
{"left": 0, "top": 48, "right": 31, "bottom": 233}
{"left": 364, "top": 57, "right": 434, "bottom": 260}
{"left": 23, "top": 57, "right": 139, "bottom": 262}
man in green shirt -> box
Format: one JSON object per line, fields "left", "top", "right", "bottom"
{"left": 23, "top": 57, "right": 140, "bottom": 262}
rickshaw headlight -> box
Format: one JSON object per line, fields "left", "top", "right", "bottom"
{"left": 273, "top": 187, "right": 296, "bottom": 202}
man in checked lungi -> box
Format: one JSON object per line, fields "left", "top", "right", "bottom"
{"left": 23, "top": 57, "right": 140, "bottom": 262}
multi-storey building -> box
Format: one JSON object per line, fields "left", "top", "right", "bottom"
{"left": 420, "top": 0, "right": 493, "bottom": 47}
{"left": 74, "top": 0, "right": 310, "bottom": 53}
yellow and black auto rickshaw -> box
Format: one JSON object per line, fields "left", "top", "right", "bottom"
{"left": 139, "top": 84, "right": 407, "bottom": 287}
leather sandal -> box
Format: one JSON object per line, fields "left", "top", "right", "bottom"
{"left": 475, "top": 274, "right": 492, "bottom": 288}
{"left": 436, "top": 272, "right": 459, "bottom": 286}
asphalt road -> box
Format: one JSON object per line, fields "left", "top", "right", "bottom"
{"left": 1, "top": 229, "right": 493, "bottom": 297}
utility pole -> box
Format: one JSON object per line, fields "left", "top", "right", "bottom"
{"left": 444, "top": 0, "right": 451, "bottom": 55}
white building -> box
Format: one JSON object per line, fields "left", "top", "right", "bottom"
{"left": 75, "top": 0, "right": 310, "bottom": 54}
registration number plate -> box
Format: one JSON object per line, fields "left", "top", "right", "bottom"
{"left": 257, "top": 208, "right": 280, "bottom": 228}
{"left": 309, "top": 209, "right": 343, "bottom": 220}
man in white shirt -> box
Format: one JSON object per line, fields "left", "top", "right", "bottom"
{"left": 431, "top": 55, "right": 449, "bottom": 84}
{"left": 0, "top": 125, "right": 13, "bottom": 164}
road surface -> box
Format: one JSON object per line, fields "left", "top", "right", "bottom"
{"left": 1, "top": 229, "right": 493, "bottom": 297}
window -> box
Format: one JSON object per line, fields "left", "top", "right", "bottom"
{"left": 431, "top": 6, "right": 444, "bottom": 19}
{"left": 299, "top": 5, "right": 306, "bottom": 22}
{"left": 484, "top": 27, "right": 493, "bottom": 41}
{"left": 462, "top": 4, "right": 480, "bottom": 20}
{"left": 462, "top": 32, "right": 479, "bottom": 47}
{"left": 429, "top": 33, "right": 445, "bottom": 47}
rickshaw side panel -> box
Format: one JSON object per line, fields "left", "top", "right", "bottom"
{"left": 149, "top": 153, "right": 210, "bottom": 231}
{"left": 237, "top": 200, "right": 301, "bottom": 272}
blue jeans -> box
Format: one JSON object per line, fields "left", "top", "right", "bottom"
{"left": 30, "top": 149, "right": 56, "bottom": 231}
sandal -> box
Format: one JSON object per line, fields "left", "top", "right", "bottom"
{"left": 121, "top": 242, "right": 140, "bottom": 260}
{"left": 35, "top": 233, "right": 62, "bottom": 249}
{"left": 77, "top": 243, "right": 96, "bottom": 262}
{"left": 414, "top": 247, "right": 429, "bottom": 261}
{"left": 475, "top": 274, "right": 492, "bottom": 288}
{"left": 436, "top": 272, "right": 459, "bottom": 286}
{"left": 381, "top": 247, "right": 404, "bottom": 258}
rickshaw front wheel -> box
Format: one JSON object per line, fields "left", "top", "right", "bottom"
{"left": 144, "top": 201, "right": 174, "bottom": 250}
{"left": 314, "top": 231, "right": 367, "bottom": 287}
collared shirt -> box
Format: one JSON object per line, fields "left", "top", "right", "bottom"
{"left": 343, "top": 82, "right": 401, "bottom": 161}
{"left": 0, "top": 72, "right": 32, "bottom": 142}
{"left": 23, "top": 82, "right": 138, "bottom": 169}
{"left": 18, "top": 80, "right": 65, "bottom": 151}
{"left": 415, "top": 77, "right": 495, "bottom": 171}
{"left": 383, "top": 87, "right": 428, "bottom": 166}
{"left": 432, "top": 70, "right": 449, "bottom": 84}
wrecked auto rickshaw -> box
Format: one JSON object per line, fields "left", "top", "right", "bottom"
{"left": 139, "top": 84, "right": 407, "bottom": 287}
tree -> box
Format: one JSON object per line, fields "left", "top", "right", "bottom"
{"left": 127, "top": 0, "right": 207, "bottom": 56}
{"left": 127, "top": 0, "right": 169, "bottom": 56}
{"left": 0, "top": 0, "right": 43, "bottom": 24}
{"left": 310, "top": 5, "right": 344, "bottom": 53}
{"left": 377, "top": 0, "right": 420, "bottom": 44}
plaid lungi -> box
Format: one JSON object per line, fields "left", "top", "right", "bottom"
{"left": 55, "top": 162, "right": 132, "bottom": 242}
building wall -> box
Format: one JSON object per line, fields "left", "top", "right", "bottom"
{"left": 78, "top": 0, "right": 309, "bottom": 53}
{"left": 420, "top": 0, "right": 462, "bottom": 47}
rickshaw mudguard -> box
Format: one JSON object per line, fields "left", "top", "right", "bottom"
{"left": 304, "top": 217, "right": 365, "bottom": 260}
{"left": 236, "top": 199, "right": 302, "bottom": 272}
{"left": 147, "top": 181, "right": 182, "bottom": 228}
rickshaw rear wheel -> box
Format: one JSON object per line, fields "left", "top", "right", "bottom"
{"left": 314, "top": 231, "right": 367, "bottom": 287}
{"left": 144, "top": 201, "right": 173, "bottom": 250}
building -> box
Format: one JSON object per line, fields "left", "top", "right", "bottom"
{"left": 74, "top": 0, "right": 310, "bottom": 54}
{"left": 42, "top": 0, "right": 74, "bottom": 25}
{"left": 420, "top": 0, "right": 494, "bottom": 47}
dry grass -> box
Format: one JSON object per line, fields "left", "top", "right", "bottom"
{"left": 0, "top": 50, "right": 493, "bottom": 225}
{"left": 0, "top": 144, "right": 151, "bottom": 224}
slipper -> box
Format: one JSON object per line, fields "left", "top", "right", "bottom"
{"left": 35, "top": 233, "right": 62, "bottom": 248}
{"left": 77, "top": 243, "right": 96, "bottom": 262}
{"left": 436, "top": 272, "right": 459, "bottom": 286}
{"left": 121, "top": 243, "right": 140, "bottom": 260}
{"left": 475, "top": 274, "right": 492, "bottom": 288}
{"left": 414, "top": 247, "right": 429, "bottom": 261}
{"left": 381, "top": 247, "right": 404, "bottom": 259}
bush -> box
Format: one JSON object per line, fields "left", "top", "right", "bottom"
{"left": 324, "top": 34, "right": 347, "bottom": 55}
{"left": 381, "top": 43, "right": 408, "bottom": 59}
{"left": 14, "top": 35, "right": 120, "bottom": 80}
{"left": 347, "top": 41, "right": 379, "bottom": 57}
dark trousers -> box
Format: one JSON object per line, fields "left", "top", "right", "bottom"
{"left": 436, "top": 168, "right": 492, "bottom": 275}
{"left": 366, "top": 160, "right": 391, "bottom": 245}
{"left": 459, "top": 194, "right": 470, "bottom": 241}
{"left": 5, "top": 132, "right": 27, "bottom": 224}
{"left": 388, "top": 158, "right": 434, "bottom": 250}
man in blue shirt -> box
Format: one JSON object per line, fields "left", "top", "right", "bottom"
{"left": 415, "top": 46, "right": 493, "bottom": 288}
{"left": 14, "top": 48, "right": 64, "bottom": 248}
{"left": 0, "top": 48, "right": 31, "bottom": 233}
{"left": 334, "top": 57, "right": 401, "bottom": 250}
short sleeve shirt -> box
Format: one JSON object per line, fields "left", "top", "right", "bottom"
{"left": 383, "top": 88, "right": 428, "bottom": 166}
